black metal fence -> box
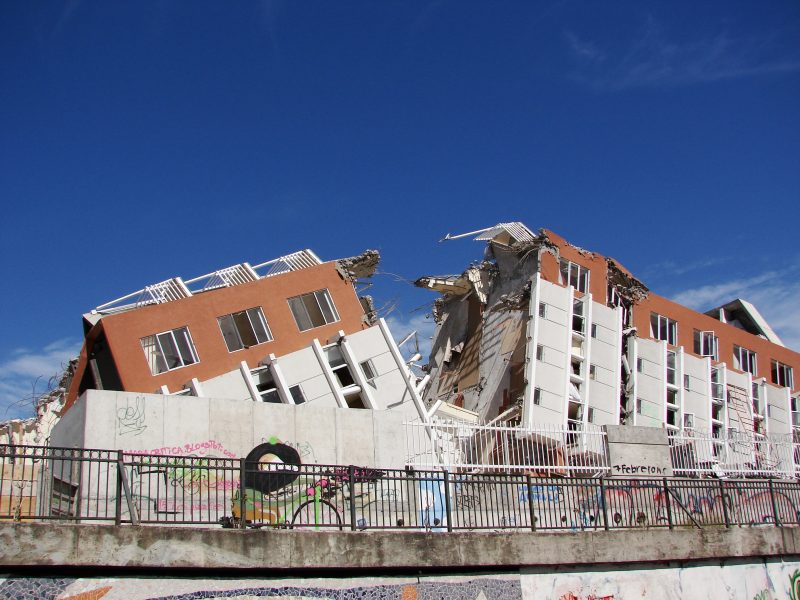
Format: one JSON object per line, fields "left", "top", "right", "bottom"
{"left": 2, "top": 444, "right": 799, "bottom": 531}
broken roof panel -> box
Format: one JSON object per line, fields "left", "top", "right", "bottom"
{"left": 441, "top": 222, "right": 537, "bottom": 245}
{"left": 705, "top": 298, "right": 784, "bottom": 347}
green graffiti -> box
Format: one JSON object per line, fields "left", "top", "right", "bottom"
{"left": 790, "top": 569, "right": 800, "bottom": 600}
{"left": 752, "top": 590, "right": 769, "bottom": 600}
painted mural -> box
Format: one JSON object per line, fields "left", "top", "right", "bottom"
{"left": 2, "top": 563, "right": 800, "bottom": 599}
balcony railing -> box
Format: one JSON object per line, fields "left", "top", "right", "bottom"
{"left": 2, "top": 444, "right": 800, "bottom": 531}
{"left": 404, "top": 419, "right": 609, "bottom": 476}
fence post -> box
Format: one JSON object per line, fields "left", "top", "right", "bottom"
{"left": 526, "top": 474, "right": 536, "bottom": 532}
{"left": 115, "top": 450, "right": 123, "bottom": 526}
{"left": 348, "top": 465, "right": 357, "bottom": 531}
{"left": 663, "top": 478, "right": 673, "bottom": 529}
{"left": 768, "top": 479, "right": 782, "bottom": 528}
{"left": 599, "top": 477, "right": 610, "bottom": 531}
{"left": 238, "top": 458, "right": 247, "bottom": 529}
{"left": 443, "top": 470, "right": 452, "bottom": 532}
{"left": 719, "top": 480, "right": 730, "bottom": 528}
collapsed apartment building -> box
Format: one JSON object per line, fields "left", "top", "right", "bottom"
{"left": 413, "top": 222, "right": 800, "bottom": 476}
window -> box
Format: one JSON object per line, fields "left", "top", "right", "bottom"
{"left": 533, "top": 387, "right": 542, "bottom": 405}
{"left": 589, "top": 364, "right": 596, "bottom": 380}
{"left": 536, "top": 345, "right": 544, "bottom": 361}
{"left": 636, "top": 398, "right": 643, "bottom": 414}
{"left": 587, "top": 407, "right": 595, "bottom": 423}
{"left": 636, "top": 357, "right": 644, "bottom": 373}
{"left": 538, "top": 302, "right": 547, "bottom": 318}
{"left": 683, "top": 413, "right": 695, "bottom": 429}
{"left": 666, "top": 351, "right": 676, "bottom": 386}
{"left": 733, "top": 346, "right": 757, "bottom": 375}
{"left": 218, "top": 307, "right": 272, "bottom": 352}
{"left": 289, "top": 384, "right": 306, "bottom": 404}
{"left": 683, "top": 374, "right": 690, "bottom": 391}
{"left": 693, "top": 330, "right": 718, "bottom": 360}
{"left": 360, "top": 359, "right": 377, "bottom": 382}
{"left": 288, "top": 289, "right": 340, "bottom": 331}
{"left": 572, "top": 299, "right": 585, "bottom": 334}
{"left": 325, "top": 345, "right": 356, "bottom": 388}
{"left": 140, "top": 327, "right": 198, "bottom": 375}
{"left": 590, "top": 323, "right": 597, "bottom": 338}
{"left": 650, "top": 313, "right": 677, "bottom": 345}
{"left": 559, "top": 259, "right": 590, "bottom": 293}
{"left": 772, "top": 360, "right": 794, "bottom": 388}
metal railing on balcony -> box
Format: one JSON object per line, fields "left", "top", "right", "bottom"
{"left": 404, "top": 419, "right": 609, "bottom": 475}
{"left": 668, "top": 430, "right": 797, "bottom": 479}
{"left": 3, "top": 444, "right": 800, "bottom": 532}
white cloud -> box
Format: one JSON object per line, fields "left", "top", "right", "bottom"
{"left": 0, "top": 338, "right": 80, "bottom": 420}
{"left": 669, "top": 271, "right": 800, "bottom": 351}
{"left": 565, "top": 18, "right": 800, "bottom": 91}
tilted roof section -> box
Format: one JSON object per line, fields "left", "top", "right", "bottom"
{"left": 705, "top": 298, "right": 784, "bottom": 347}
{"left": 91, "top": 249, "right": 323, "bottom": 316}
{"left": 440, "top": 222, "right": 537, "bottom": 244}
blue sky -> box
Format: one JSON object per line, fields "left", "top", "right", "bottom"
{"left": 1, "top": 1, "right": 799, "bottom": 419}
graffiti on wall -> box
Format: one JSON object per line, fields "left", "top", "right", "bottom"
{"left": 117, "top": 396, "right": 147, "bottom": 436}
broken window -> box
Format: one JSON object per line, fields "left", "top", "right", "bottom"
{"left": 650, "top": 313, "right": 677, "bottom": 345}
{"left": 288, "top": 289, "right": 340, "bottom": 331}
{"left": 693, "top": 330, "right": 718, "bottom": 360}
{"left": 218, "top": 307, "right": 273, "bottom": 352}
{"left": 50, "top": 477, "right": 78, "bottom": 518}
{"left": 140, "top": 326, "right": 199, "bottom": 375}
{"left": 772, "top": 360, "right": 794, "bottom": 388}
{"left": 733, "top": 345, "right": 757, "bottom": 375}
{"left": 559, "top": 259, "right": 590, "bottom": 294}
{"left": 256, "top": 370, "right": 281, "bottom": 403}
{"left": 324, "top": 345, "right": 356, "bottom": 388}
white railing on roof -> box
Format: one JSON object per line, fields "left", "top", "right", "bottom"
{"left": 93, "top": 250, "right": 322, "bottom": 315}
{"left": 251, "top": 250, "right": 322, "bottom": 278}
{"left": 405, "top": 418, "right": 609, "bottom": 475}
{"left": 669, "top": 429, "right": 797, "bottom": 479}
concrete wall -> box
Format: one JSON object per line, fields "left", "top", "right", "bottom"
{"left": 52, "top": 390, "right": 409, "bottom": 468}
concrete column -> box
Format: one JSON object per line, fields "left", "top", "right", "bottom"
{"left": 265, "top": 354, "right": 293, "bottom": 404}
{"left": 338, "top": 335, "right": 378, "bottom": 410}
{"left": 239, "top": 361, "right": 261, "bottom": 402}
{"left": 187, "top": 378, "right": 203, "bottom": 397}
{"left": 522, "top": 273, "right": 541, "bottom": 430}
{"left": 311, "top": 339, "right": 348, "bottom": 408}
{"left": 377, "top": 318, "right": 429, "bottom": 423}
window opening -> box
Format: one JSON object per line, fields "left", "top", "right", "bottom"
{"left": 683, "top": 374, "right": 690, "bottom": 391}
{"left": 538, "top": 302, "right": 547, "bottom": 319}
{"left": 572, "top": 299, "right": 585, "bottom": 334}
{"left": 693, "top": 330, "right": 718, "bottom": 360}
{"left": 590, "top": 323, "right": 597, "bottom": 338}
{"left": 772, "top": 360, "right": 794, "bottom": 388}
{"left": 536, "top": 345, "right": 544, "bottom": 361}
{"left": 559, "top": 259, "right": 590, "bottom": 293}
{"left": 325, "top": 345, "right": 356, "bottom": 388}
{"left": 256, "top": 371, "right": 281, "bottom": 403}
{"left": 733, "top": 345, "right": 757, "bottom": 375}
{"left": 533, "top": 387, "right": 542, "bottom": 405}
{"left": 650, "top": 313, "right": 678, "bottom": 345}
{"left": 360, "top": 359, "right": 377, "bottom": 383}
{"left": 288, "top": 289, "right": 340, "bottom": 331}
{"left": 218, "top": 307, "right": 272, "bottom": 352}
{"left": 289, "top": 384, "right": 306, "bottom": 404}
{"left": 666, "top": 351, "right": 677, "bottom": 386}
{"left": 141, "top": 327, "right": 198, "bottom": 375}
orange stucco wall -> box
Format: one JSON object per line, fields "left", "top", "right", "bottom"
{"left": 540, "top": 229, "right": 800, "bottom": 392}
{"left": 635, "top": 292, "right": 800, "bottom": 390}
{"left": 65, "top": 262, "right": 367, "bottom": 409}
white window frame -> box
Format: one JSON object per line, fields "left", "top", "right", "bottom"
{"left": 683, "top": 413, "right": 695, "bottom": 430}
{"left": 559, "top": 259, "right": 590, "bottom": 294}
{"left": 693, "top": 330, "right": 718, "bottom": 360}
{"left": 772, "top": 360, "right": 794, "bottom": 388}
{"left": 360, "top": 359, "right": 377, "bottom": 383}
{"left": 733, "top": 345, "right": 757, "bottom": 375}
{"left": 140, "top": 326, "right": 199, "bottom": 375}
{"left": 288, "top": 289, "right": 340, "bottom": 332}
{"left": 218, "top": 307, "right": 273, "bottom": 352}
{"left": 650, "top": 313, "right": 678, "bottom": 345}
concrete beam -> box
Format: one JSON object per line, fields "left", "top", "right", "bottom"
{"left": 1, "top": 523, "right": 798, "bottom": 571}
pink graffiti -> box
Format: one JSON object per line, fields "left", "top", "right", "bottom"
{"left": 156, "top": 499, "right": 227, "bottom": 512}
{"left": 125, "top": 440, "right": 237, "bottom": 459}
{"left": 559, "top": 593, "right": 614, "bottom": 600}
